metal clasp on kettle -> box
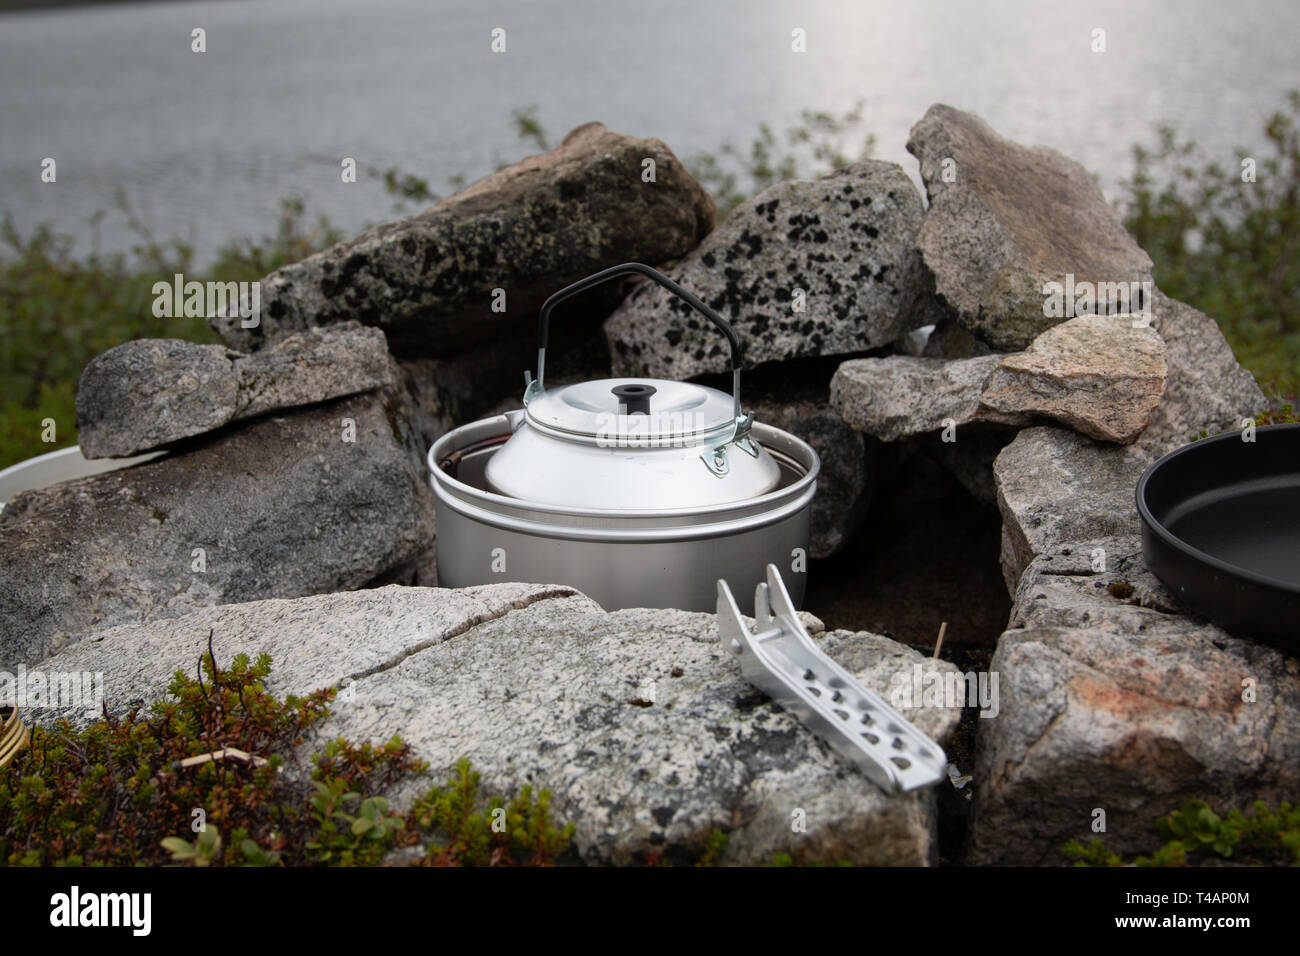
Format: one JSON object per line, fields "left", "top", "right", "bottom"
{"left": 702, "top": 397, "right": 759, "bottom": 477}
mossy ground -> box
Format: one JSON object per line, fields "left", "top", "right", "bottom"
{"left": 0, "top": 639, "right": 572, "bottom": 867}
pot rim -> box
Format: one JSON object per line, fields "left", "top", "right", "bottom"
{"left": 0, "top": 445, "right": 164, "bottom": 508}
{"left": 436, "top": 474, "right": 816, "bottom": 542}
{"left": 1135, "top": 421, "right": 1300, "bottom": 596}
{"left": 429, "top": 413, "right": 820, "bottom": 520}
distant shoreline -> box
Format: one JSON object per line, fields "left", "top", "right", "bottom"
{"left": 0, "top": 0, "right": 200, "bottom": 13}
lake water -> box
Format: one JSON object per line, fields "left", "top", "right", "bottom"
{"left": 2, "top": 0, "right": 1298, "bottom": 264}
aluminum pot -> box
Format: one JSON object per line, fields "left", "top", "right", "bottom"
{"left": 427, "top": 262, "right": 820, "bottom": 613}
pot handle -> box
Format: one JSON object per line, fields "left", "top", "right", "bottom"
{"left": 526, "top": 262, "right": 744, "bottom": 418}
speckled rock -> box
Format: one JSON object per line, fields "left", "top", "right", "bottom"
{"left": 907, "top": 104, "right": 1154, "bottom": 351}
{"left": 830, "top": 354, "right": 1029, "bottom": 442}
{"left": 1137, "top": 291, "right": 1266, "bottom": 456}
{"left": 982, "top": 314, "right": 1167, "bottom": 444}
{"left": 0, "top": 390, "right": 434, "bottom": 666}
{"left": 976, "top": 461, "right": 1300, "bottom": 867}
{"left": 77, "top": 325, "right": 398, "bottom": 458}
{"left": 34, "top": 584, "right": 964, "bottom": 866}
{"left": 26, "top": 583, "right": 580, "bottom": 717}
{"left": 76, "top": 340, "right": 237, "bottom": 458}
{"left": 968, "top": 613, "right": 1300, "bottom": 865}
{"left": 993, "top": 426, "right": 1152, "bottom": 593}
{"left": 604, "top": 161, "right": 934, "bottom": 379}
{"left": 210, "top": 123, "right": 715, "bottom": 356}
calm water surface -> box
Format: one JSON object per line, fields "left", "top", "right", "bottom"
{"left": 1, "top": 0, "right": 1298, "bottom": 263}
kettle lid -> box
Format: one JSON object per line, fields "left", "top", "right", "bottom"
{"left": 524, "top": 377, "right": 737, "bottom": 446}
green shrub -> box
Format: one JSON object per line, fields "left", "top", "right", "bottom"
{"left": 1064, "top": 799, "right": 1300, "bottom": 867}
{"left": 411, "top": 758, "right": 574, "bottom": 867}
{"left": 206, "top": 196, "right": 343, "bottom": 284}
{"left": 1121, "top": 91, "right": 1300, "bottom": 401}
{"left": 1255, "top": 402, "right": 1300, "bottom": 425}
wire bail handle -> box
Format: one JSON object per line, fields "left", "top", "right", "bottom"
{"left": 523, "top": 262, "right": 745, "bottom": 423}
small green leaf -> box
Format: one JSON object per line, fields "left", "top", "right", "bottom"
{"left": 161, "top": 836, "right": 197, "bottom": 861}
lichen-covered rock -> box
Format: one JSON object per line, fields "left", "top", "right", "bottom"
{"left": 982, "top": 314, "right": 1167, "bottom": 443}
{"left": 76, "top": 325, "right": 398, "bottom": 458}
{"left": 76, "top": 340, "right": 238, "bottom": 458}
{"left": 34, "top": 584, "right": 963, "bottom": 866}
{"left": 0, "top": 390, "right": 434, "bottom": 666}
{"left": 907, "top": 104, "right": 1154, "bottom": 351}
{"left": 1137, "top": 291, "right": 1266, "bottom": 455}
{"left": 830, "top": 354, "right": 1028, "bottom": 442}
{"left": 604, "top": 161, "right": 933, "bottom": 380}
{"left": 993, "top": 426, "right": 1151, "bottom": 592}
{"left": 972, "top": 402, "right": 1298, "bottom": 865}
{"left": 210, "top": 123, "right": 715, "bottom": 356}
{"left": 968, "top": 615, "right": 1300, "bottom": 866}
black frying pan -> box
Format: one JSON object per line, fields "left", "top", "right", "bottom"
{"left": 1136, "top": 423, "right": 1300, "bottom": 651}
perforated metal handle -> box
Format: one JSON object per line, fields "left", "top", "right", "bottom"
{"left": 717, "top": 565, "right": 948, "bottom": 794}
